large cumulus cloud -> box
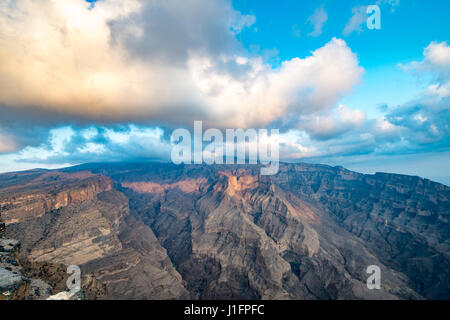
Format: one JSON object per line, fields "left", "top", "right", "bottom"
{"left": 0, "top": 0, "right": 363, "bottom": 152}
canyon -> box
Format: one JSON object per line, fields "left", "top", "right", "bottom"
{"left": 0, "top": 162, "right": 448, "bottom": 299}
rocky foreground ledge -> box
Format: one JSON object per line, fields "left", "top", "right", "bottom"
{"left": 0, "top": 236, "right": 105, "bottom": 300}
{"left": 0, "top": 237, "right": 53, "bottom": 300}
{"left": 1, "top": 208, "right": 104, "bottom": 300}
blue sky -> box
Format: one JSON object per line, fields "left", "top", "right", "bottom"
{"left": 0, "top": 0, "right": 449, "bottom": 184}
{"left": 234, "top": 0, "right": 449, "bottom": 114}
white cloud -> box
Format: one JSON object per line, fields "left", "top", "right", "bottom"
{"left": 5, "top": 125, "right": 172, "bottom": 165}
{"left": 307, "top": 6, "right": 328, "bottom": 37}
{"left": 187, "top": 38, "right": 363, "bottom": 128}
{"left": 0, "top": 0, "right": 363, "bottom": 132}
{"left": 402, "top": 41, "right": 450, "bottom": 78}
{"left": 298, "top": 105, "right": 366, "bottom": 140}
{"left": 421, "top": 41, "right": 450, "bottom": 83}
{"left": 78, "top": 143, "right": 107, "bottom": 155}
{"left": 374, "top": 118, "right": 401, "bottom": 135}
{"left": 385, "top": 41, "right": 450, "bottom": 149}
{"left": 400, "top": 41, "right": 450, "bottom": 99}
{"left": 343, "top": 1, "right": 401, "bottom": 37}
{"left": 424, "top": 41, "right": 450, "bottom": 67}
{"left": 276, "top": 128, "right": 377, "bottom": 160}
{"left": 427, "top": 83, "right": 450, "bottom": 98}
{"left": 343, "top": 6, "right": 367, "bottom": 36}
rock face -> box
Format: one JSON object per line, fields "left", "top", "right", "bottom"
{"left": 1, "top": 170, "right": 189, "bottom": 299}
{"left": 0, "top": 221, "right": 5, "bottom": 238}
{"left": 0, "top": 171, "right": 112, "bottom": 225}
{"left": 0, "top": 268, "right": 23, "bottom": 293}
{"left": 0, "top": 202, "right": 106, "bottom": 300}
{"left": 0, "top": 236, "right": 106, "bottom": 300}
{"left": 0, "top": 162, "right": 449, "bottom": 299}
{"left": 0, "top": 236, "right": 54, "bottom": 300}
{"left": 0, "top": 238, "right": 20, "bottom": 253}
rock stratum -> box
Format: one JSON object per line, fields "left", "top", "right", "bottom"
{"left": 0, "top": 162, "right": 448, "bottom": 300}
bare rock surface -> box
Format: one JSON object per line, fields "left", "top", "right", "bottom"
{"left": 0, "top": 239, "right": 20, "bottom": 253}
{"left": 0, "top": 162, "right": 448, "bottom": 299}
{"left": 0, "top": 267, "right": 23, "bottom": 291}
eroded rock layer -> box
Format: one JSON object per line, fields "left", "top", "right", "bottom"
{"left": 0, "top": 162, "right": 448, "bottom": 299}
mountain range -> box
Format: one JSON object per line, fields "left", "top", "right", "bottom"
{"left": 0, "top": 162, "right": 448, "bottom": 299}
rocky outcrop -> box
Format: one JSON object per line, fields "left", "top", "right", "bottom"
{"left": 2, "top": 171, "right": 189, "bottom": 300}
{"left": 0, "top": 238, "right": 20, "bottom": 253}
{"left": 0, "top": 238, "right": 106, "bottom": 300}
{"left": 0, "top": 236, "right": 53, "bottom": 300}
{"left": 0, "top": 171, "right": 112, "bottom": 225}
{"left": 0, "top": 268, "right": 25, "bottom": 298}
{"left": 0, "top": 221, "right": 5, "bottom": 238}
{"left": 0, "top": 204, "right": 106, "bottom": 300}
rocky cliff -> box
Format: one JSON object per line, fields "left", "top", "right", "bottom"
{"left": 0, "top": 162, "right": 448, "bottom": 299}
{"left": 0, "top": 212, "right": 105, "bottom": 300}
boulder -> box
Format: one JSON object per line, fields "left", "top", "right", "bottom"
{"left": 0, "top": 239, "right": 20, "bottom": 253}
{"left": 0, "top": 267, "right": 23, "bottom": 292}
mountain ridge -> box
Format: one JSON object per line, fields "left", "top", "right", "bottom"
{"left": 0, "top": 162, "right": 448, "bottom": 299}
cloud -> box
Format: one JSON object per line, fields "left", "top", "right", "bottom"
{"left": 0, "top": 0, "right": 363, "bottom": 134}
{"left": 8, "top": 125, "right": 172, "bottom": 166}
{"left": 372, "top": 118, "right": 403, "bottom": 142}
{"left": 306, "top": 6, "right": 328, "bottom": 37}
{"left": 0, "top": 121, "right": 53, "bottom": 154}
{"left": 292, "top": 24, "right": 301, "bottom": 38}
{"left": 343, "top": 1, "right": 401, "bottom": 36}
{"left": 407, "top": 41, "right": 450, "bottom": 82}
{"left": 277, "top": 129, "right": 377, "bottom": 161}
{"left": 276, "top": 39, "right": 450, "bottom": 163}
{"left": 343, "top": 6, "right": 367, "bottom": 36}
{"left": 384, "top": 41, "right": 450, "bottom": 150}
{"left": 297, "top": 104, "right": 366, "bottom": 140}
{"left": 188, "top": 37, "right": 363, "bottom": 130}
{"left": 7, "top": 0, "right": 442, "bottom": 178}
{"left": 0, "top": 131, "right": 17, "bottom": 153}
{"left": 423, "top": 41, "right": 450, "bottom": 68}
{"left": 108, "top": 0, "right": 255, "bottom": 63}
{"left": 383, "top": 0, "right": 400, "bottom": 12}
{"left": 0, "top": 0, "right": 255, "bottom": 125}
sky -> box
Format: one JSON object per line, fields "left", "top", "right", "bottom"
{"left": 0, "top": 0, "right": 449, "bottom": 185}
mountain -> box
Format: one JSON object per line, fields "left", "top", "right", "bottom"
{"left": 0, "top": 162, "right": 448, "bottom": 300}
